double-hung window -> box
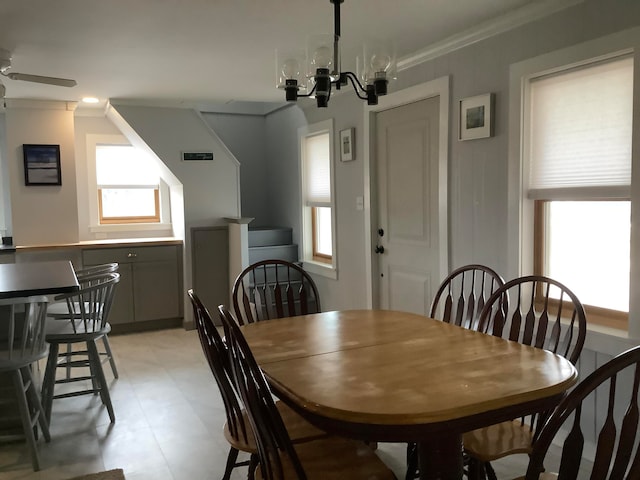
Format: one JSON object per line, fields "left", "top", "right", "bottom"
{"left": 526, "top": 55, "right": 633, "bottom": 328}
{"left": 300, "top": 120, "right": 336, "bottom": 274}
{"left": 96, "top": 145, "right": 161, "bottom": 224}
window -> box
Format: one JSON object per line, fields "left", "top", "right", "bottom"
{"left": 300, "top": 120, "right": 336, "bottom": 276}
{"left": 96, "top": 145, "right": 160, "bottom": 224}
{"left": 526, "top": 56, "right": 633, "bottom": 328}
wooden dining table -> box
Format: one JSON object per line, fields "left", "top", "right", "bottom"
{"left": 240, "top": 309, "right": 578, "bottom": 480}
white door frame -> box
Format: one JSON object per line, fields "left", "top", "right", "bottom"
{"left": 363, "top": 76, "right": 450, "bottom": 308}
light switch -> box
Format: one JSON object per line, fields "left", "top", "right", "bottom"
{"left": 356, "top": 196, "right": 364, "bottom": 211}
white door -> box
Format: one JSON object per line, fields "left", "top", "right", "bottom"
{"left": 375, "top": 97, "right": 441, "bottom": 315}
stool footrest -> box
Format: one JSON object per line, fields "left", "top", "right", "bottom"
{"left": 53, "top": 389, "right": 100, "bottom": 399}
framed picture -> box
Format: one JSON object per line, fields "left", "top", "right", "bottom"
{"left": 23, "top": 144, "right": 62, "bottom": 186}
{"left": 459, "top": 93, "right": 494, "bottom": 141}
{"left": 340, "top": 128, "right": 355, "bottom": 162}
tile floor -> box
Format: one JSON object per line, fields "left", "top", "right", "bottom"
{"left": 0, "top": 328, "right": 562, "bottom": 480}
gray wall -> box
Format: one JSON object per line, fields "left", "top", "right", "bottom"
{"left": 202, "top": 112, "right": 270, "bottom": 226}
{"left": 266, "top": 95, "right": 370, "bottom": 309}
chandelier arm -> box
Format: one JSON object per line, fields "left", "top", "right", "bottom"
{"left": 342, "top": 72, "right": 368, "bottom": 95}
{"left": 342, "top": 75, "right": 369, "bottom": 101}
{"left": 296, "top": 83, "right": 318, "bottom": 98}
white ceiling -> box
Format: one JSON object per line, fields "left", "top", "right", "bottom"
{"left": 0, "top": 0, "right": 573, "bottom": 110}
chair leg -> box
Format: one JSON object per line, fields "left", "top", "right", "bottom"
{"left": 405, "top": 442, "right": 419, "bottom": 480}
{"left": 65, "top": 343, "right": 73, "bottom": 379}
{"left": 22, "top": 366, "right": 51, "bottom": 443}
{"left": 222, "top": 446, "right": 240, "bottom": 480}
{"left": 467, "top": 457, "right": 484, "bottom": 480}
{"left": 101, "top": 335, "right": 119, "bottom": 379}
{"left": 248, "top": 453, "right": 258, "bottom": 480}
{"left": 12, "top": 368, "right": 43, "bottom": 471}
{"left": 485, "top": 461, "right": 497, "bottom": 480}
{"left": 41, "top": 342, "right": 59, "bottom": 426}
{"left": 87, "top": 339, "right": 115, "bottom": 423}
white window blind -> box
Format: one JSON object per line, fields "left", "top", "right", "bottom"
{"left": 528, "top": 56, "right": 633, "bottom": 199}
{"left": 96, "top": 145, "right": 159, "bottom": 187}
{"left": 303, "top": 132, "right": 331, "bottom": 205}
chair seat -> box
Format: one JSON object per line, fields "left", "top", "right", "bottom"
{"left": 256, "top": 437, "right": 396, "bottom": 480}
{"left": 0, "top": 349, "right": 49, "bottom": 371}
{"left": 463, "top": 419, "right": 534, "bottom": 462}
{"left": 223, "top": 400, "right": 328, "bottom": 451}
{"left": 45, "top": 318, "right": 111, "bottom": 342}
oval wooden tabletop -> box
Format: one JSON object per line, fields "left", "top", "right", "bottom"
{"left": 241, "top": 310, "right": 578, "bottom": 428}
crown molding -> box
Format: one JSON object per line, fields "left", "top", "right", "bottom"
{"left": 397, "top": 0, "right": 585, "bottom": 72}
{"left": 3, "top": 99, "right": 77, "bottom": 111}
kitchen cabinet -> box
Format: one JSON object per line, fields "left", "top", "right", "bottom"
{"left": 82, "top": 244, "right": 183, "bottom": 332}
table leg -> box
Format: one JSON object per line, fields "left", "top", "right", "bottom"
{"left": 418, "top": 433, "right": 463, "bottom": 480}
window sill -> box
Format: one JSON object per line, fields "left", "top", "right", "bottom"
{"left": 302, "top": 260, "right": 337, "bottom": 280}
{"left": 89, "top": 222, "right": 173, "bottom": 233}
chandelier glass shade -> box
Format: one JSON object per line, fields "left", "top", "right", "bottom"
{"left": 276, "top": 0, "right": 396, "bottom": 108}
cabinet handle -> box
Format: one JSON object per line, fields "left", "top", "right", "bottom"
{"left": 127, "top": 253, "right": 137, "bottom": 258}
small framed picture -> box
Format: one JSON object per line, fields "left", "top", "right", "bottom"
{"left": 23, "top": 144, "right": 62, "bottom": 185}
{"left": 459, "top": 93, "right": 494, "bottom": 141}
{"left": 340, "top": 128, "right": 355, "bottom": 162}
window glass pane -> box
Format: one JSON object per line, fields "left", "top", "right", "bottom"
{"left": 96, "top": 145, "right": 159, "bottom": 186}
{"left": 314, "top": 207, "right": 332, "bottom": 257}
{"left": 546, "top": 201, "right": 629, "bottom": 312}
{"left": 529, "top": 56, "right": 633, "bottom": 192}
{"left": 101, "top": 188, "right": 157, "bottom": 218}
{"left": 304, "top": 133, "right": 331, "bottom": 204}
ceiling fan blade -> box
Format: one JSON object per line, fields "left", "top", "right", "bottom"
{"left": 6, "top": 72, "right": 76, "bottom": 87}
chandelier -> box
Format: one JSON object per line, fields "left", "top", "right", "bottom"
{"left": 277, "top": 0, "right": 396, "bottom": 108}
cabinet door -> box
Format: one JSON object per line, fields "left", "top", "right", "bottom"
{"left": 108, "top": 263, "right": 135, "bottom": 324}
{"left": 133, "top": 260, "right": 180, "bottom": 322}
{"left": 192, "top": 227, "right": 229, "bottom": 322}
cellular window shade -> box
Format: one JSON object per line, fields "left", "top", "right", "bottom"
{"left": 96, "top": 145, "right": 159, "bottom": 187}
{"left": 304, "top": 132, "right": 331, "bottom": 205}
{"left": 528, "top": 56, "right": 633, "bottom": 199}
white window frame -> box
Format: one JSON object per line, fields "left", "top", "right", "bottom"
{"left": 507, "top": 28, "right": 640, "bottom": 339}
{"left": 86, "top": 134, "right": 171, "bottom": 233}
{"left": 299, "top": 119, "right": 337, "bottom": 279}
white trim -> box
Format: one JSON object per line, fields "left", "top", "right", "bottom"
{"left": 89, "top": 222, "right": 173, "bottom": 233}
{"left": 398, "top": 0, "right": 584, "bottom": 72}
{"left": 302, "top": 260, "right": 338, "bottom": 280}
{"left": 363, "top": 77, "right": 450, "bottom": 309}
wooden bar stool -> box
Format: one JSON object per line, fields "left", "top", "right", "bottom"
{"left": 41, "top": 273, "right": 120, "bottom": 425}
{"left": 0, "top": 296, "right": 50, "bottom": 471}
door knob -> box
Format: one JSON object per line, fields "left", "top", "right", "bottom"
{"left": 375, "top": 245, "right": 385, "bottom": 254}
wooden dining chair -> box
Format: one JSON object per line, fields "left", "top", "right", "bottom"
{"left": 0, "top": 296, "right": 51, "bottom": 471}
{"left": 522, "top": 345, "right": 640, "bottom": 479}
{"left": 188, "top": 291, "right": 328, "bottom": 480}
{"left": 429, "top": 264, "right": 505, "bottom": 330}
{"left": 232, "top": 259, "right": 321, "bottom": 325}
{"left": 405, "top": 264, "right": 505, "bottom": 479}
{"left": 217, "top": 303, "right": 398, "bottom": 480}
{"left": 463, "top": 275, "right": 587, "bottom": 480}
{"left": 41, "top": 272, "right": 120, "bottom": 425}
